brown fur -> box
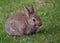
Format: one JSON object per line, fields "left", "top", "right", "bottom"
{"left": 5, "top": 5, "right": 42, "bottom": 36}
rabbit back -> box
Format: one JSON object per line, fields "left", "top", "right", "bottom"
{"left": 5, "top": 14, "right": 27, "bottom": 35}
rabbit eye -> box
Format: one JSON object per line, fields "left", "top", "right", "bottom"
{"left": 33, "top": 19, "right": 35, "bottom": 22}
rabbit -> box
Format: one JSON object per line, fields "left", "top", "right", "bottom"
{"left": 5, "top": 5, "right": 42, "bottom": 36}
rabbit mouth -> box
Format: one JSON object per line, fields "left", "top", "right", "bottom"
{"left": 35, "top": 25, "right": 41, "bottom": 28}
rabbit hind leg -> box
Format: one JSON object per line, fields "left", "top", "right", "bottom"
{"left": 5, "top": 24, "right": 21, "bottom": 36}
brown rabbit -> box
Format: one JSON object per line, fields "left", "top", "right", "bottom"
{"left": 5, "top": 5, "right": 42, "bottom": 36}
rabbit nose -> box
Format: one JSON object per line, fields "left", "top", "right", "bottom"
{"left": 38, "top": 23, "right": 42, "bottom": 26}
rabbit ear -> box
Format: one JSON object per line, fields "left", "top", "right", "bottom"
{"left": 24, "top": 7, "right": 30, "bottom": 17}
{"left": 30, "top": 5, "right": 34, "bottom": 13}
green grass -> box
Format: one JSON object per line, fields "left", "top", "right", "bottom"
{"left": 0, "top": 0, "right": 60, "bottom": 43}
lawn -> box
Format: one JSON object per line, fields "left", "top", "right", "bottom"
{"left": 0, "top": 0, "right": 60, "bottom": 43}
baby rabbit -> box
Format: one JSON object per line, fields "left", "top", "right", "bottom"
{"left": 5, "top": 5, "right": 42, "bottom": 36}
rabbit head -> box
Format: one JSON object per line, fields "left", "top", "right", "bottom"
{"left": 24, "top": 5, "right": 42, "bottom": 27}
